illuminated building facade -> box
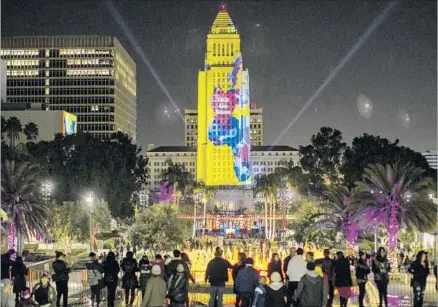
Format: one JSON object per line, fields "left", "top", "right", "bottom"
{"left": 0, "top": 36, "right": 136, "bottom": 141}
{"left": 197, "top": 5, "right": 251, "bottom": 186}
{"left": 185, "top": 104, "right": 263, "bottom": 147}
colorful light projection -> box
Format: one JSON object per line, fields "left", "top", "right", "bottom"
{"left": 207, "top": 54, "right": 251, "bottom": 185}
{"left": 61, "top": 111, "right": 77, "bottom": 135}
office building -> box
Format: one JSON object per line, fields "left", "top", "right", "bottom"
{"left": 422, "top": 150, "right": 438, "bottom": 170}
{"left": 0, "top": 36, "right": 136, "bottom": 141}
{"left": 146, "top": 145, "right": 299, "bottom": 191}
{"left": 184, "top": 104, "right": 264, "bottom": 147}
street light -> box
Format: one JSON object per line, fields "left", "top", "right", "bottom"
{"left": 41, "top": 182, "right": 52, "bottom": 203}
{"left": 86, "top": 192, "right": 94, "bottom": 252}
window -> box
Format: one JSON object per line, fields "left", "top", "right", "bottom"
{"left": 213, "top": 44, "right": 216, "bottom": 56}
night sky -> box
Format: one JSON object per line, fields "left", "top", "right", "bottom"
{"left": 2, "top": 1, "right": 436, "bottom": 152}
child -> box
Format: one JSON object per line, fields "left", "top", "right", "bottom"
{"left": 251, "top": 276, "right": 267, "bottom": 307}
{"left": 18, "top": 288, "right": 37, "bottom": 307}
{"left": 266, "top": 272, "right": 287, "bottom": 307}
{"left": 32, "top": 273, "right": 56, "bottom": 307}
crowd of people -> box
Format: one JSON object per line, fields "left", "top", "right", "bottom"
{"left": 0, "top": 245, "right": 437, "bottom": 307}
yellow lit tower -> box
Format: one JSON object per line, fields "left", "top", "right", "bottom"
{"left": 197, "top": 4, "right": 251, "bottom": 186}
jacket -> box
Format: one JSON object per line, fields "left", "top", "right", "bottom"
{"left": 355, "top": 261, "right": 370, "bottom": 282}
{"left": 286, "top": 255, "right": 307, "bottom": 282}
{"left": 315, "top": 257, "right": 334, "bottom": 281}
{"left": 205, "top": 257, "right": 232, "bottom": 287}
{"left": 334, "top": 258, "right": 353, "bottom": 288}
{"left": 52, "top": 260, "right": 70, "bottom": 282}
{"left": 265, "top": 282, "right": 287, "bottom": 307}
{"left": 232, "top": 263, "right": 245, "bottom": 293}
{"left": 268, "top": 260, "right": 283, "bottom": 281}
{"left": 11, "top": 262, "right": 28, "bottom": 293}
{"left": 142, "top": 276, "right": 166, "bottom": 307}
{"left": 251, "top": 285, "right": 266, "bottom": 307}
{"left": 167, "top": 272, "right": 188, "bottom": 304}
{"left": 1, "top": 253, "right": 12, "bottom": 280}
{"left": 103, "top": 258, "right": 120, "bottom": 283}
{"left": 283, "top": 255, "right": 292, "bottom": 278}
{"left": 408, "top": 261, "right": 429, "bottom": 287}
{"left": 372, "top": 257, "right": 390, "bottom": 282}
{"left": 294, "top": 271, "right": 324, "bottom": 307}
{"left": 121, "top": 258, "right": 139, "bottom": 289}
{"left": 139, "top": 259, "right": 152, "bottom": 290}
{"left": 235, "top": 266, "right": 259, "bottom": 294}
{"left": 32, "top": 283, "right": 56, "bottom": 306}
{"left": 86, "top": 260, "right": 103, "bottom": 286}
{"left": 1, "top": 291, "right": 14, "bottom": 307}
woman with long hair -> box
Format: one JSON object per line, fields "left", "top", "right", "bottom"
{"left": 334, "top": 251, "right": 352, "bottom": 307}
{"left": 372, "top": 247, "right": 391, "bottom": 307}
{"left": 408, "top": 251, "right": 429, "bottom": 307}
{"left": 121, "top": 251, "right": 139, "bottom": 307}
{"left": 11, "top": 256, "right": 28, "bottom": 304}
{"left": 355, "top": 252, "right": 370, "bottom": 307}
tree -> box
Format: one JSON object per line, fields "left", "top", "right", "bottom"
{"left": 299, "top": 127, "right": 347, "bottom": 193}
{"left": 23, "top": 122, "right": 39, "bottom": 143}
{"left": 275, "top": 160, "right": 310, "bottom": 196}
{"left": 1, "top": 159, "right": 49, "bottom": 254}
{"left": 28, "top": 132, "right": 148, "bottom": 219}
{"left": 341, "top": 134, "right": 436, "bottom": 186}
{"left": 287, "top": 197, "right": 341, "bottom": 249}
{"left": 92, "top": 200, "right": 113, "bottom": 233}
{"left": 5, "top": 117, "right": 22, "bottom": 148}
{"left": 306, "top": 186, "right": 358, "bottom": 253}
{"left": 1, "top": 116, "right": 7, "bottom": 141}
{"left": 349, "top": 164, "right": 436, "bottom": 263}
{"left": 254, "top": 173, "right": 280, "bottom": 239}
{"left": 161, "top": 159, "right": 194, "bottom": 206}
{"left": 130, "top": 204, "right": 187, "bottom": 254}
{"left": 49, "top": 202, "right": 89, "bottom": 252}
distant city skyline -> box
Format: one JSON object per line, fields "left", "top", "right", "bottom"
{"left": 2, "top": 1, "right": 436, "bottom": 152}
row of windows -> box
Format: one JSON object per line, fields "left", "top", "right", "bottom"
{"left": 250, "top": 124, "right": 262, "bottom": 129}
{"left": 50, "top": 87, "right": 114, "bottom": 95}
{"left": 80, "top": 123, "right": 115, "bottom": 131}
{"left": 47, "top": 97, "right": 115, "bottom": 104}
{"left": 212, "top": 43, "right": 235, "bottom": 57}
{"left": 152, "top": 161, "right": 196, "bottom": 167}
{"left": 60, "top": 49, "right": 113, "bottom": 57}
{"left": 77, "top": 115, "right": 115, "bottom": 122}
{"left": 6, "top": 60, "right": 39, "bottom": 67}
{"left": 50, "top": 105, "right": 114, "bottom": 114}
{"left": 7, "top": 78, "right": 115, "bottom": 87}
{"left": 67, "top": 69, "right": 113, "bottom": 76}
{"left": 67, "top": 59, "right": 112, "bottom": 67}
{"left": 250, "top": 119, "right": 262, "bottom": 123}
{"left": 0, "top": 49, "right": 39, "bottom": 56}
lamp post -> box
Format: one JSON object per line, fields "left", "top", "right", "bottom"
{"left": 41, "top": 182, "right": 52, "bottom": 204}
{"left": 193, "top": 193, "right": 202, "bottom": 239}
{"left": 86, "top": 192, "right": 94, "bottom": 252}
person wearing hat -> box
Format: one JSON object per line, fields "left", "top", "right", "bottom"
{"left": 265, "top": 272, "right": 287, "bottom": 307}
{"left": 141, "top": 265, "right": 166, "bottom": 307}
{"left": 18, "top": 287, "right": 37, "bottom": 307}
{"left": 293, "top": 262, "right": 324, "bottom": 307}
{"left": 1, "top": 279, "right": 15, "bottom": 307}
{"left": 32, "top": 273, "right": 56, "bottom": 307}
{"left": 235, "top": 258, "right": 259, "bottom": 307}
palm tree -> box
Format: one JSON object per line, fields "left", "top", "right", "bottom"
{"left": 1, "top": 160, "right": 49, "bottom": 254}
{"left": 193, "top": 181, "right": 217, "bottom": 236}
{"left": 161, "top": 159, "right": 194, "bottom": 206}
{"left": 349, "top": 164, "right": 436, "bottom": 256}
{"left": 23, "top": 122, "right": 39, "bottom": 143}
{"left": 307, "top": 186, "right": 358, "bottom": 251}
{"left": 5, "top": 117, "right": 22, "bottom": 148}
{"left": 254, "top": 173, "right": 280, "bottom": 239}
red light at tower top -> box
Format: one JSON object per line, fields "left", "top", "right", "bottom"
{"left": 220, "top": 3, "right": 227, "bottom": 11}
